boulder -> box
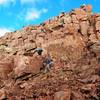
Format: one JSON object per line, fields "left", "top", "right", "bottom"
{"left": 71, "top": 92, "right": 84, "bottom": 100}
{"left": 97, "top": 32, "right": 100, "bottom": 40}
{"left": 64, "top": 14, "right": 72, "bottom": 24}
{"left": 54, "top": 90, "right": 71, "bottom": 100}
{"left": 0, "top": 56, "right": 14, "bottom": 79}
{"left": 86, "top": 5, "right": 92, "bottom": 12}
{"left": 80, "top": 21, "right": 89, "bottom": 36}
{"left": 74, "top": 8, "right": 87, "bottom": 20}
{"left": 0, "top": 4, "right": 99, "bottom": 100}
{"left": 24, "top": 42, "right": 36, "bottom": 52}
{"left": 90, "top": 41, "right": 100, "bottom": 57}
{"left": 13, "top": 55, "right": 43, "bottom": 79}
{"left": 96, "top": 15, "right": 100, "bottom": 21}
{"left": 96, "top": 21, "right": 100, "bottom": 31}
{"left": 71, "top": 14, "right": 79, "bottom": 23}
{"left": 0, "top": 88, "right": 6, "bottom": 100}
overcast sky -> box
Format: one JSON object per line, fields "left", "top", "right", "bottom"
{"left": 0, "top": 0, "right": 100, "bottom": 36}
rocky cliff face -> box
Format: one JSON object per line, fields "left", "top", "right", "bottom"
{"left": 0, "top": 5, "right": 100, "bottom": 100}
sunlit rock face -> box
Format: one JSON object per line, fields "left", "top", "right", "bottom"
{"left": 0, "top": 5, "right": 100, "bottom": 100}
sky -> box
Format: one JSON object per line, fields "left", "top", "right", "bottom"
{"left": 0, "top": 0, "right": 100, "bottom": 36}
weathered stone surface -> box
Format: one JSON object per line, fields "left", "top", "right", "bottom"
{"left": 0, "top": 56, "right": 14, "bottom": 79}
{"left": 80, "top": 21, "right": 89, "bottom": 36}
{"left": 13, "top": 55, "right": 43, "bottom": 78}
{"left": 24, "top": 42, "right": 36, "bottom": 52}
{"left": 71, "top": 14, "right": 79, "bottom": 23}
{"left": 96, "top": 15, "right": 100, "bottom": 21}
{"left": 0, "top": 5, "right": 99, "bottom": 100}
{"left": 90, "top": 41, "right": 100, "bottom": 57}
{"left": 96, "top": 21, "right": 100, "bottom": 31}
{"left": 54, "top": 91, "right": 71, "bottom": 100}
{"left": 71, "top": 92, "right": 84, "bottom": 100}
{"left": 74, "top": 8, "right": 87, "bottom": 20}
{"left": 0, "top": 88, "right": 6, "bottom": 100}
{"left": 86, "top": 5, "right": 92, "bottom": 12}
{"left": 64, "top": 14, "right": 72, "bottom": 23}
{"left": 97, "top": 32, "right": 100, "bottom": 40}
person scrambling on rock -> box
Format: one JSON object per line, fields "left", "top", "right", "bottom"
{"left": 34, "top": 46, "right": 53, "bottom": 73}
{"left": 80, "top": 4, "right": 86, "bottom": 10}
{"left": 80, "top": 4, "right": 92, "bottom": 14}
{"left": 43, "top": 55, "right": 53, "bottom": 73}
{"left": 34, "top": 47, "right": 43, "bottom": 56}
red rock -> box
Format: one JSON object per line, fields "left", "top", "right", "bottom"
{"left": 90, "top": 75, "right": 100, "bottom": 83}
{"left": 97, "top": 32, "right": 100, "bottom": 40}
{"left": 80, "top": 21, "right": 89, "bottom": 36}
{"left": 0, "top": 56, "right": 14, "bottom": 79}
{"left": 12, "top": 31, "right": 22, "bottom": 39}
{"left": 74, "top": 8, "right": 87, "bottom": 20}
{"left": 0, "top": 5, "right": 99, "bottom": 100}
{"left": 22, "top": 33, "right": 28, "bottom": 40}
{"left": 24, "top": 38, "right": 28, "bottom": 44}
{"left": 64, "top": 14, "right": 72, "bottom": 24}
{"left": 0, "top": 88, "right": 6, "bottom": 100}
{"left": 39, "top": 96, "right": 53, "bottom": 100}
{"left": 28, "top": 35, "right": 35, "bottom": 42}
{"left": 73, "top": 23, "right": 80, "bottom": 31}
{"left": 88, "top": 26, "right": 94, "bottom": 35}
{"left": 39, "top": 96, "right": 47, "bottom": 100}
{"left": 71, "top": 92, "right": 84, "bottom": 100}
{"left": 59, "top": 12, "right": 65, "bottom": 18}
{"left": 10, "top": 39, "right": 18, "bottom": 47}
{"left": 18, "top": 38, "right": 24, "bottom": 46}
{"left": 3, "top": 32, "right": 12, "bottom": 40}
{"left": 36, "top": 36, "right": 44, "bottom": 44}
{"left": 90, "top": 41, "right": 100, "bottom": 56}
{"left": 20, "top": 82, "right": 29, "bottom": 89}
{"left": 80, "top": 84, "right": 94, "bottom": 94}
{"left": 54, "top": 59, "right": 63, "bottom": 70}
{"left": 89, "top": 34, "right": 98, "bottom": 42}
{"left": 23, "top": 26, "right": 30, "bottom": 31}
{"left": 13, "top": 55, "right": 43, "bottom": 78}
{"left": 24, "top": 42, "right": 36, "bottom": 51}
{"left": 54, "top": 90, "right": 71, "bottom": 100}
{"left": 71, "top": 14, "right": 79, "bottom": 23}
{"left": 65, "top": 23, "right": 76, "bottom": 34}
{"left": 86, "top": 5, "right": 92, "bottom": 12}
{"left": 96, "top": 15, "right": 100, "bottom": 21}
{"left": 96, "top": 21, "right": 100, "bottom": 31}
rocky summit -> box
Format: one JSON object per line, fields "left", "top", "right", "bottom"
{"left": 0, "top": 5, "right": 100, "bottom": 100}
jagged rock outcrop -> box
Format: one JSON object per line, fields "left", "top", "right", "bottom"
{"left": 0, "top": 5, "right": 100, "bottom": 100}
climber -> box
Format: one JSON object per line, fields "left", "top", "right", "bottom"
{"left": 34, "top": 47, "right": 43, "bottom": 55}
{"left": 80, "top": 4, "right": 87, "bottom": 11}
{"left": 43, "top": 56, "right": 53, "bottom": 72}
{"left": 41, "top": 28, "right": 46, "bottom": 33}
{"left": 80, "top": 4, "right": 86, "bottom": 8}
{"left": 60, "top": 18, "right": 65, "bottom": 25}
